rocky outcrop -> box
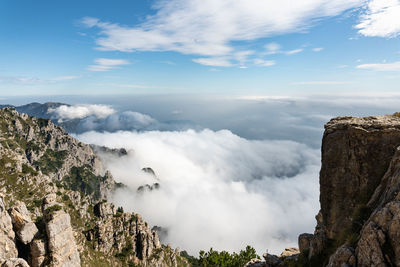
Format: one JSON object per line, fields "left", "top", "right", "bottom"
{"left": 317, "top": 116, "right": 400, "bottom": 247}
{"left": 42, "top": 194, "right": 80, "bottom": 267}
{"left": 0, "top": 108, "right": 188, "bottom": 267}
{"left": 0, "top": 195, "right": 18, "bottom": 259}
{"left": 8, "top": 201, "right": 38, "bottom": 245}
{"left": 296, "top": 115, "right": 400, "bottom": 266}
{"left": 298, "top": 233, "right": 313, "bottom": 253}
{"left": 86, "top": 201, "right": 184, "bottom": 266}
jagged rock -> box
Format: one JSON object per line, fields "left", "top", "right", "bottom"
{"left": 30, "top": 239, "right": 47, "bottom": 267}
{"left": 0, "top": 258, "right": 29, "bottom": 267}
{"left": 0, "top": 195, "right": 18, "bottom": 259}
{"left": 142, "top": 167, "right": 156, "bottom": 177}
{"left": 327, "top": 245, "right": 356, "bottom": 267}
{"left": 244, "top": 258, "right": 266, "bottom": 267}
{"left": 137, "top": 183, "right": 160, "bottom": 193}
{"left": 356, "top": 201, "right": 400, "bottom": 266}
{"left": 43, "top": 194, "right": 80, "bottom": 267}
{"left": 280, "top": 247, "right": 299, "bottom": 258}
{"left": 8, "top": 201, "right": 38, "bottom": 244}
{"left": 298, "top": 233, "right": 313, "bottom": 253}
{"left": 263, "top": 253, "right": 282, "bottom": 266}
{"left": 94, "top": 201, "right": 115, "bottom": 218}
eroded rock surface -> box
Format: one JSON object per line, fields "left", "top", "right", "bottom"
{"left": 0, "top": 195, "right": 18, "bottom": 259}
{"left": 8, "top": 201, "right": 38, "bottom": 244}
{"left": 43, "top": 194, "right": 80, "bottom": 267}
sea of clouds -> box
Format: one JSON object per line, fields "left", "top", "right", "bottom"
{"left": 77, "top": 129, "right": 320, "bottom": 255}
{"left": 21, "top": 94, "right": 400, "bottom": 255}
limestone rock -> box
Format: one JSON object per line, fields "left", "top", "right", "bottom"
{"left": 356, "top": 201, "right": 400, "bottom": 266}
{"left": 30, "top": 239, "right": 47, "bottom": 267}
{"left": 43, "top": 195, "right": 80, "bottom": 267}
{"left": 263, "top": 253, "right": 282, "bottom": 266}
{"left": 298, "top": 233, "right": 313, "bottom": 253}
{"left": 8, "top": 201, "right": 38, "bottom": 244}
{"left": 319, "top": 116, "right": 400, "bottom": 242}
{"left": 0, "top": 195, "right": 18, "bottom": 259}
{"left": 0, "top": 258, "right": 29, "bottom": 267}
{"left": 280, "top": 247, "right": 299, "bottom": 258}
{"left": 327, "top": 245, "right": 356, "bottom": 267}
{"left": 245, "top": 258, "right": 266, "bottom": 267}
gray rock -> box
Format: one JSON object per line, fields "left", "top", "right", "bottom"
{"left": 8, "top": 201, "right": 38, "bottom": 244}
{"left": 43, "top": 196, "right": 80, "bottom": 267}
{"left": 0, "top": 258, "right": 29, "bottom": 267}
{"left": 298, "top": 233, "right": 313, "bottom": 253}
{"left": 327, "top": 245, "right": 356, "bottom": 267}
{"left": 30, "top": 239, "right": 47, "bottom": 267}
{"left": 0, "top": 195, "right": 18, "bottom": 259}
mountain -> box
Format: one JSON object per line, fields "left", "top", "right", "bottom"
{"left": 0, "top": 102, "right": 66, "bottom": 120}
{"left": 0, "top": 108, "right": 187, "bottom": 267}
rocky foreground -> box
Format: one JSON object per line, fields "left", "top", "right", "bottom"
{"left": 0, "top": 108, "right": 187, "bottom": 266}
{"left": 248, "top": 115, "right": 400, "bottom": 266}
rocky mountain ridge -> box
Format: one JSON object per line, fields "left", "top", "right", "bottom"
{"left": 0, "top": 108, "right": 187, "bottom": 266}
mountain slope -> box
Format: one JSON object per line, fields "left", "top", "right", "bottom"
{"left": 0, "top": 108, "right": 187, "bottom": 267}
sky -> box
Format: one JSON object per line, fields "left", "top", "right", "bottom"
{"left": 1, "top": 0, "right": 400, "bottom": 96}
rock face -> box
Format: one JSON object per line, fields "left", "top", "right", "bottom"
{"left": 0, "top": 195, "right": 18, "bottom": 259}
{"left": 305, "top": 115, "right": 400, "bottom": 265}
{"left": 43, "top": 194, "right": 80, "bottom": 267}
{"left": 318, "top": 116, "right": 400, "bottom": 243}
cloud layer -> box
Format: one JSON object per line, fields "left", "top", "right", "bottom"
{"left": 77, "top": 129, "right": 320, "bottom": 255}
{"left": 81, "top": 0, "right": 363, "bottom": 66}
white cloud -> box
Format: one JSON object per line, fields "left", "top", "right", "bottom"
{"left": 81, "top": 0, "right": 363, "bottom": 59}
{"left": 48, "top": 104, "right": 116, "bottom": 121}
{"left": 254, "top": 59, "right": 276, "bottom": 67}
{"left": 356, "top": 61, "right": 400, "bottom": 71}
{"left": 293, "top": 81, "right": 350, "bottom": 85}
{"left": 51, "top": 75, "right": 80, "bottom": 81}
{"left": 264, "top": 42, "right": 281, "bottom": 55}
{"left": 356, "top": 0, "right": 400, "bottom": 38}
{"left": 192, "top": 57, "right": 233, "bottom": 67}
{"left": 285, "top": 48, "right": 304, "bottom": 55}
{"left": 76, "top": 129, "right": 320, "bottom": 255}
{"left": 312, "top": 47, "right": 324, "bottom": 52}
{"left": 87, "top": 58, "right": 130, "bottom": 72}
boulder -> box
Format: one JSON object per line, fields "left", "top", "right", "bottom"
{"left": 8, "top": 201, "right": 38, "bottom": 244}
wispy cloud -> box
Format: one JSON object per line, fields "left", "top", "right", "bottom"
{"left": 292, "top": 81, "right": 350, "bottom": 85}
{"left": 356, "top": 0, "right": 400, "bottom": 38}
{"left": 312, "top": 47, "right": 324, "bottom": 52}
{"left": 87, "top": 58, "right": 130, "bottom": 72}
{"left": 51, "top": 75, "right": 80, "bottom": 81}
{"left": 254, "top": 59, "right": 276, "bottom": 67}
{"left": 285, "top": 48, "right": 304, "bottom": 55}
{"left": 81, "top": 0, "right": 363, "bottom": 63}
{"left": 192, "top": 57, "right": 233, "bottom": 67}
{"left": 357, "top": 61, "right": 400, "bottom": 71}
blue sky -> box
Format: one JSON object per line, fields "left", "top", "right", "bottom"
{"left": 1, "top": 0, "right": 400, "bottom": 96}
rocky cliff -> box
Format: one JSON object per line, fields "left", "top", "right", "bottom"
{"left": 0, "top": 108, "right": 187, "bottom": 267}
{"left": 248, "top": 114, "right": 400, "bottom": 267}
